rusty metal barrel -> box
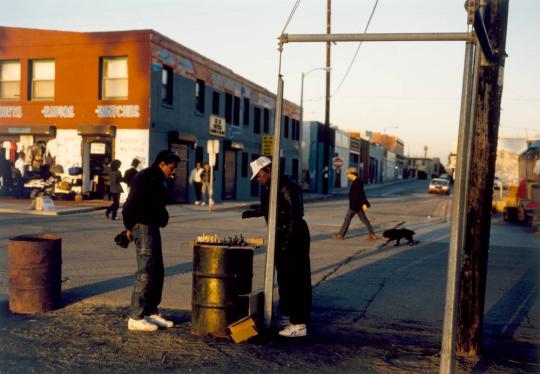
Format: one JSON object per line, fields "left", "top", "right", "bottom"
{"left": 8, "top": 234, "right": 62, "bottom": 314}
{"left": 191, "top": 244, "right": 253, "bottom": 337}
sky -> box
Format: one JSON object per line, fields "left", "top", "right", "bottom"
{"left": 1, "top": 0, "right": 538, "bottom": 162}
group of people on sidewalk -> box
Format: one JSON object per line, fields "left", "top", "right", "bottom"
{"left": 189, "top": 162, "right": 213, "bottom": 206}
{"left": 104, "top": 158, "right": 141, "bottom": 220}
{"left": 120, "top": 151, "right": 378, "bottom": 338}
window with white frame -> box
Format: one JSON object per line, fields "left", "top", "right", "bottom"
{"left": 0, "top": 60, "right": 20, "bottom": 100}
{"left": 161, "top": 65, "right": 173, "bottom": 105}
{"left": 31, "top": 59, "right": 55, "bottom": 100}
{"left": 101, "top": 57, "right": 128, "bottom": 100}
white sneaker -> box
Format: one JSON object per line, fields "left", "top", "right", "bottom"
{"left": 279, "top": 323, "right": 307, "bottom": 338}
{"left": 128, "top": 317, "right": 158, "bottom": 332}
{"left": 194, "top": 201, "right": 200, "bottom": 205}
{"left": 277, "top": 315, "right": 290, "bottom": 328}
{"left": 201, "top": 202, "right": 206, "bottom": 206}
{"left": 145, "top": 314, "right": 174, "bottom": 328}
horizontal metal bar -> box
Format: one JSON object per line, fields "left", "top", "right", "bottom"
{"left": 280, "top": 32, "right": 474, "bottom": 44}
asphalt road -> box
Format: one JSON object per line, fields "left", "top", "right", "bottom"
{"left": 0, "top": 179, "right": 538, "bottom": 373}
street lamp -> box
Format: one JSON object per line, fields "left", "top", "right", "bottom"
{"left": 299, "top": 67, "right": 331, "bottom": 188}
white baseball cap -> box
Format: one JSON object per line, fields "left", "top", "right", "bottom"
{"left": 250, "top": 156, "right": 271, "bottom": 180}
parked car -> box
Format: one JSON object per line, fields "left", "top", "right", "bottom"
{"left": 428, "top": 178, "right": 450, "bottom": 195}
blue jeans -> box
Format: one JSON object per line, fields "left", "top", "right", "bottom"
{"left": 130, "top": 224, "right": 164, "bottom": 319}
{"left": 338, "top": 208, "right": 375, "bottom": 237}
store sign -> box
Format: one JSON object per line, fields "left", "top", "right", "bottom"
{"left": 0, "top": 106, "right": 22, "bottom": 118}
{"left": 90, "top": 143, "right": 106, "bottom": 155}
{"left": 209, "top": 115, "right": 226, "bottom": 137}
{"left": 8, "top": 127, "right": 31, "bottom": 134}
{"left": 261, "top": 135, "right": 274, "bottom": 157}
{"left": 95, "top": 105, "right": 140, "bottom": 118}
{"left": 41, "top": 105, "right": 75, "bottom": 118}
{"left": 333, "top": 156, "right": 344, "bottom": 169}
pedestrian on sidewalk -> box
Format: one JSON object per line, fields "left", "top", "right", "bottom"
{"left": 242, "top": 156, "right": 311, "bottom": 338}
{"left": 105, "top": 159, "right": 123, "bottom": 220}
{"left": 200, "top": 162, "right": 213, "bottom": 206}
{"left": 123, "top": 158, "right": 140, "bottom": 188}
{"left": 122, "top": 150, "right": 180, "bottom": 332}
{"left": 334, "top": 167, "right": 377, "bottom": 241}
{"left": 189, "top": 162, "right": 203, "bottom": 205}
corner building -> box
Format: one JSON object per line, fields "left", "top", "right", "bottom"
{"left": 0, "top": 27, "right": 300, "bottom": 202}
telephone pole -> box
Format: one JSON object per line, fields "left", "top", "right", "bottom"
{"left": 457, "top": 0, "right": 509, "bottom": 356}
{"left": 322, "top": 0, "right": 331, "bottom": 194}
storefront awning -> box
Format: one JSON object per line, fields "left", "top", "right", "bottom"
{"left": 77, "top": 125, "right": 116, "bottom": 137}
{"left": 169, "top": 131, "right": 197, "bottom": 144}
{"left": 0, "top": 125, "right": 56, "bottom": 136}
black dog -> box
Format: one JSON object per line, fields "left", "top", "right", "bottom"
{"left": 382, "top": 228, "right": 416, "bottom": 246}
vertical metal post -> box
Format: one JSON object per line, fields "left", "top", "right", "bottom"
{"left": 439, "top": 39, "right": 477, "bottom": 374}
{"left": 263, "top": 75, "right": 284, "bottom": 328}
{"left": 299, "top": 72, "right": 305, "bottom": 185}
{"left": 322, "top": 0, "right": 331, "bottom": 194}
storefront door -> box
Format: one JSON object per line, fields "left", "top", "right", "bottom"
{"left": 170, "top": 143, "right": 189, "bottom": 203}
{"left": 222, "top": 148, "right": 236, "bottom": 200}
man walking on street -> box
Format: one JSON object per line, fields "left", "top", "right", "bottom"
{"left": 242, "top": 156, "right": 311, "bottom": 338}
{"left": 334, "top": 167, "right": 377, "bottom": 241}
{"left": 200, "top": 162, "right": 212, "bottom": 206}
{"left": 122, "top": 150, "right": 180, "bottom": 332}
{"left": 189, "top": 162, "right": 203, "bottom": 205}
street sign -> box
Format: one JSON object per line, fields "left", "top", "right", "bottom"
{"left": 209, "top": 115, "right": 226, "bottom": 137}
{"left": 207, "top": 139, "right": 220, "bottom": 154}
{"left": 261, "top": 135, "right": 273, "bottom": 156}
{"left": 332, "top": 156, "right": 344, "bottom": 169}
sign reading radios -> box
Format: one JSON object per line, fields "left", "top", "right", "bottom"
{"left": 41, "top": 105, "right": 75, "bottom": 118}
{"left": 209, "top": 115, "right": 226, "bottom": 137}
{"left": 95, "top": 105, "right": 140, "bottom": 118}
{"left": 261, "top": 135, "right": 274, "bottom": 157}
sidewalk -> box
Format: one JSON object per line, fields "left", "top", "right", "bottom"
{"left": 0, "top": 179, "right": 409, "bottom": 216}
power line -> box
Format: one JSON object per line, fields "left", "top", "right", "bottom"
{"left": 332, "top": 0, "right": 380, "bottom": 97}
{"left": 281, "top": 0, "right": 302, "bottom": 35}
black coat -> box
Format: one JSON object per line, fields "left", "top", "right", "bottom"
{"left": 122, "top": 166, "right": 169, "bottom": 230}
{"left": 258, "top": 175, "right": 305, "bottom": 252}
{"left": 123, "top": 167, "right": 138, "bottom": 187}
{"left": 349, "top": 178, "right": 370, "bottom": 212}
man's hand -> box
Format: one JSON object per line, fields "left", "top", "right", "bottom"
{"left": 362, "top": 204, "right": 368, "bottom": 212}
{"left": 126, "top": 229, "right": 133, "bottom": 241}
{"left": 242, "top": 210, "right": 258, "bottom": 219}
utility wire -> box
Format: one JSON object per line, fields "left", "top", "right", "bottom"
{"left": 281, "top": 0, "right": 302, "bottom": 35}
{"left": 332, "top": 0, "right": 380, "bottom": 97}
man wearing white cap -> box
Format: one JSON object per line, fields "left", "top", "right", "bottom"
{"left": 242, "top": 156, "right": 311, "bottom": 338}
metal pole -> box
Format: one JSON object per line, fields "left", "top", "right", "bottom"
{"left": 439, "top": 39, "right": 477, "bottom": 374}
{"left": 280, "top": 32, "right": 473, "bottom": 44}
{"left": 263, "top": 74, "right": 284, "bottom": 328}
{"left": 299, "top": 72, "right": 304, "bottom": 185}
{"left": 322, "top": 0, "right": 331, "bottom": 194}
{"left": 209, "top": 163, "right": 214, "bottom": 211}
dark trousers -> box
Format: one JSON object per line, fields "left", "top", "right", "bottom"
{"left": 193, "top": 182, "right": 202, "bottom": 201}
{"left": 338, "top": 208, "right": 375, "bottom": 237}
{"left": 130, "top": 224, "right": 164, "bottom": 319}
{"left": 106, "top": 193, "right": 120, "bottom": 219}
{"left": 276, "top": 219, "right": 312, "bottom": 325}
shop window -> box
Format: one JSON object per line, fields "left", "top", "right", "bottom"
{"left": 233, "top": 96, "right": 240, "bottom": 126}
{"left": 30, "top": 59, "right": 55, "bottom": 101}
{"left": 212, "top": 91, "right": 220, "bottom": 115}
{"left": 161, "top": 65, "right": 173, "bottom": 105}
{"left": 225, "top": 93, "right": 232, "bottom": 124}
{"left": 253, "top": 107, "right": 261, "bottom": 134}
{"left": 263, "top": 108, "right": 270, "bottom": 133}
{"left": 241, "top": 152, "right": 248, "bottom": 178}
{"left": 196, "top": 79, "right": 205, "bottom": 113}
{"left": 284, "top": 116, "right": 290, "bottom": 139}
{"left": 100, "top": 56, "right": 128, "bottom": 100}
{"left": 0, "top": 60, "right": 20, "bottom": 101}
{"left": 243, "top": 98, "right": 250, "bottom": 127}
